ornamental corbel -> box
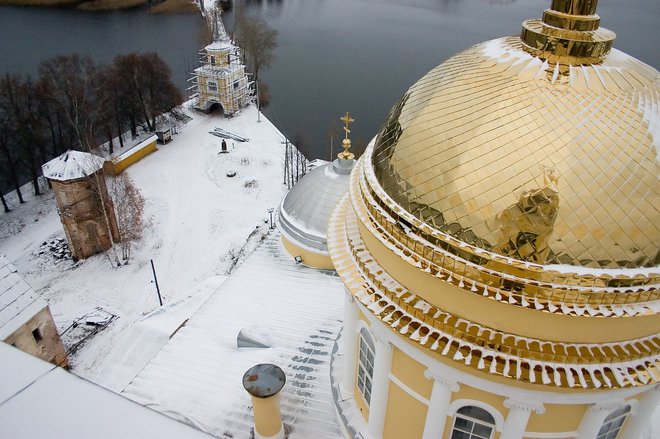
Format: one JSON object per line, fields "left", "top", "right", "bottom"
{"left": 424, "top": 368, "right": 460, "bottom": 392}
{"left": 504, "top": 398, "right": 545, "bottom": 414}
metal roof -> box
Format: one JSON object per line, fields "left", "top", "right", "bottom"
{"left": 0, "top": 343, "right": 213, "bottom": 438}
{"left": 0, "top": 256, "right": 47, "bottom": 339}
{"left": 120, "top": 232, "right": 345, "bottom": 438}
{"left": 42, "top": 150, "right": 105, "bottom": 182}
{"left": 278, "top": 160, "right": 353, "bottom": 253}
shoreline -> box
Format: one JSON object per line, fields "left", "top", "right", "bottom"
{"left": 0, "top": 0, "right": 199, "bottom": 13}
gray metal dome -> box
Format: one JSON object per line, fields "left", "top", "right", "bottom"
{"left": 278, "top": 159, "right": 354, "bottom": 253}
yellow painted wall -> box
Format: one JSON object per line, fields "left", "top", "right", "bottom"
{"left": 441, "top": 383, "right": 507, "bottom": 439}
{"left": 525, "top": 403, "right": 586, "bottom": 433}
{"left": 390, "top": 346, "right": 433, "bottom": 400}
{"left": 453, "top": 382, "right": 508, "bottom": 417}
{"left": 112, "top": 140, "right": 157, "bottom": 174}
{"left": 281, "top": 236, "right": 334, "bottom": 269}
{"left": 357, "top": 220, "right": 659, "bottom": 344}
{"left": 206, "top": 49, "right": 230, "bottom": 68}
{"left": 251, "top": 394, "right": 283, "bottom": 437}
{"left": 383, "top": 381, "right": 427, "bottom": 439}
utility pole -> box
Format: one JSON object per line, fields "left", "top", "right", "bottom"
{"left": 150, "top": 259, "right": 163, "bottom": 306}
{"left": 256, "top": 79, "right": 261, "bottom": 122}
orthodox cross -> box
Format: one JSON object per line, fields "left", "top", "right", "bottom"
{"left": 338, "top": 112, "right": 356, "bottom": 160}
{"left": 341, "top": 112, "right": 355, "bottom": 140}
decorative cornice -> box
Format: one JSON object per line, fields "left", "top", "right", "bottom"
{"left": 359, "top": 139, "right": 660, "bottom": 302}
{"left": 424, "top": 369, "right": 460, "bottom": 392}
{"left": 370, "top": 326, "right": 393, "bottom": 350}
{"left": 589, "top": 400, "right": 628, "bottom": 413}
{"left": 504, "top": 398, "right": 545, "bottom": 414}
{"left": 327, "top": 172, "right": 660, "bottom": 390}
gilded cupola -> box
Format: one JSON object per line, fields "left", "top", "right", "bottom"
{"left": 328, "top": 0, "right": 659, "bottom": 391}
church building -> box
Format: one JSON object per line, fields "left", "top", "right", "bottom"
{"left": 191, "top": 16, "right": 251, "bottom": 115}
{"left": 326, "top": 1, "right": 659, "bottom": 438}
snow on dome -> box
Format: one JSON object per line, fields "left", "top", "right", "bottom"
{"left": 42, "top": 150, "right": 105, "bottom": 182}
{"left": 278, "top": 159, "right": 354, "bottom": 253}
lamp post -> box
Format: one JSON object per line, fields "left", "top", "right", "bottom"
{"left": 268, "top": 208, "right": 274, "bottom": 229}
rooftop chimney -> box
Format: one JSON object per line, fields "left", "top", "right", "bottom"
{"left": 243, "top": 363, "right": 286, "bottom": 439}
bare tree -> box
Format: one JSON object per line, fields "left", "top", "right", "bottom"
{"left": 38, "top": 54, "right": 106, "bottom": 151}
{"left": 257, "top": 80, "right": 271, "bottom": 109}
{"left": 223, "top": 0, "right": 243, "bottom": 42}
{"left": 0, "top": 78, "right": 24, "bottom": 206}
{"left": 327, "top": 120, "right": 339, "bottom": 161}
{"left": 0, "top": 74, "right": 48, "bottom": 198}
{"left": 4, "top": 76, "right": 47, "bottom": 196}
{"left": 108, "top": 53, "right": 183, "bottom": 133}
{"left": 109, "top": 173, "right": 144, "bottom": 262}
{"left": 283, "top": 133, "right": 308, "bottom": 189}
{"left": 0, "top": 183, "right": 9, "bottom": 212}
{"left": 235, "top": 15, "right": 277, "bottom": 82}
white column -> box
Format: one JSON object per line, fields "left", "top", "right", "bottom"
{"left": 620, "top": 386, "right": 660, "bottom": 439}
{"left": 422, "top": 369, "right": 459, "bottom": 439}
{"left": 340, "top": 291, "right": 359, "bottom": 398}
{"left": 577, "top": 401, "right": 626, "bottom": 439}
{"left": 500, "top": 399, "right": 545, "bottom": 439}
{"left": 367, "top": 332, "right": 393, "bottom": 439}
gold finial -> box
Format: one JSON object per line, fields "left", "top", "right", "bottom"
{"left": 520, "top": 0, "right": 615, "bottom": 67}
{"left": 338, "top": 112, "right": 355, "bottom": 160}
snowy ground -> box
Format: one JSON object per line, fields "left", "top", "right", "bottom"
{"left": 0, "top": 104, "right": 289, "bottom": 380}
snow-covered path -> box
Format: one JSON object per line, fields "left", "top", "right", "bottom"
{"left": 0, "top": 105, "right": 288, "bottom": 379}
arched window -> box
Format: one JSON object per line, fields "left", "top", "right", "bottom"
{"left": 357, "top": 327, "right": 375, "bottom": 405}
{"left": 596, "top": 405, "right": 631, "bottom": 439}
{"left": 451, "top": 405, "right": 496, "bottom": 439}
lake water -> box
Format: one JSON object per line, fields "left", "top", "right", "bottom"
{"left": 1, "top": 0, "right": 658, "bottom": 160}
{"left": 0, "top": 6, "right": 204, "bottom": 97}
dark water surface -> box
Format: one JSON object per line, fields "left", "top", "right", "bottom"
{"left": 0, "top": 6, "right": 204, "bottom": 96}
{"left": 1, "top": 0, "right": 658, "bottom": 159}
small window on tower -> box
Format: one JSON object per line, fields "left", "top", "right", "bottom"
{"left": 208, "top": 81, "right": 218, "bottom": 93}
{"left": 32, "top": 328, "right": 43, "bottom": 343}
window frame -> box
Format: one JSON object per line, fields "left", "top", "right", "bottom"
{"left": 450, "top": 405, "right": 496, "bottom": 439}
{"left": 32, "top": 327, "right": 43, "bottom": 343}
{"left": 596, "top": 405, "right": 631, "bottom": 439}
{"left": 356, "top": 327, "right": 375, "bottom": 406}
{"left": 207, "top": 80, "right": 218, "bottom": 93}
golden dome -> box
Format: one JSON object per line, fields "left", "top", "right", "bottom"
{"left": 328, "top": 0, "right": 660, "bottom": 393}
{"left": 372, "top": 29, "right": 659, "bottom": 270}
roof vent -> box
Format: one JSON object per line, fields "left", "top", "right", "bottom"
{"left": 237, "top": 329, "right": 271, "bottom": 349}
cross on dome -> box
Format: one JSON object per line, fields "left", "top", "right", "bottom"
{"left": 338, "top": 112, "right": 355, "bottom": 161}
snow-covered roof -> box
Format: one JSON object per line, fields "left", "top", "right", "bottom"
{"left": 113, "top": 135, "right": 158, "bottom": 162}
{"left": 278, "top": 159, "right": 354, "bottom": 252}
{"left": 0, "top": 256, "right": 47, "bottom": 340}
{"left": 42, "top": 150, "right": 105, "bottom": 182}
{"left": 116, "top": 232, "right": 345, "bottom": 438}
{"left": 194, "top": 63, "right": 245, "bottom": 76}
{"left": 206, "top": 40, "right": 232, "bottom": 51}
{"left": 0, "top": 343, "right": 213, "bottom": 438}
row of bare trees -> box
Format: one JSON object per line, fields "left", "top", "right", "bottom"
{"left": 0, "top": 52, "right": 182, "bottom": 212}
